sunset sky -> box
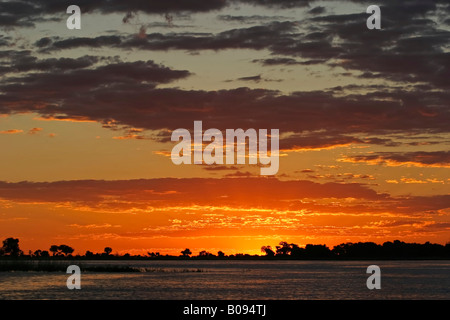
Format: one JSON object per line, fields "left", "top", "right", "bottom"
{"left": 0, "top": 0, "right": 449, "bottom": 256}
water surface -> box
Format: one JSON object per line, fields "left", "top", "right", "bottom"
{"left": 0, "top": 260, "right": 448, "bottom": 300}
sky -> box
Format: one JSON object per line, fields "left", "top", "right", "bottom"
{"left": 0, "top": 0, "right": 449, "bottom": 256}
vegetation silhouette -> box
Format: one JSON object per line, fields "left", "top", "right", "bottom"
{"left": 0, "top": 238, "right": 449, "bottom": 261}
{"left": 104, "top": 247, "right": 113, "bottom": 256}
{"left": 0, "top": 238, "right": 23, "bottom": 257}
{"left": 180, "top": 248, "right": 192, "bottom": 258}
{"left": 261, "top": 246, "right": 275, "bottom": 257}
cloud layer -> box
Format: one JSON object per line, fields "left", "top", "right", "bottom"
{"left": 0, "top": 1, "right": 448, "bottom": 154}
{"left": 0, "top": 178, "right": 447, "bottom": 215}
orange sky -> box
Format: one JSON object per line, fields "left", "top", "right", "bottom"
{"left": 0, "top": 1, "right": 449, "bottom": 256}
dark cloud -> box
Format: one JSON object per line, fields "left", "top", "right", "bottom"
{"left": 280, "top": 134, "right": 401, "bottom": 151}
{"left": 308, "top": 6, "right": 326, "bottom": 15}
{"left": 421, "top": 222, "right": 450, "bottom": 229}
{"left": 25, "top": 0, "right": 227, "bottom": 15}
{"left": 0, "top": 0, "right": 227, "bottom": 27}
{"left": 392, "top": 195, "right": 450, "bottom": 214}
{"left": 34, "top": 4, "right": 450, "bottom": 91}
{"left": 236, "top": 0, "right": 312, "bottom": 8}
{"left": 3, "top": 0, "right": 450, "bottom": 29}
{"left": 217, "top": 15, "right": 291, "bottom": 24}
{"left": 252, "top": 57, "right": 328, "bottom": 66}
{"left": 405, "top": 141, "right": 442, "bottom": 147}
{"left": 1, "top": 58, "right": 190, "bottom": 88}
{"left": 280, "top": 134, "right": 363, "bottom": 151}
{"left": 37, "top": 35, "right": 123, "bottom": 52}
{"left": 0, "top": 51, "right": 101, "bottom": 74}
{"left": 306, "top": 7, "right": 450, "bottom": 89}
{"left": 345, "top": 151, "right": 450, "bottom": 167}
{"left": 1, "top": 1, "right": 448, "bottom": 151}
{"left": 0, "top": 1, "right": 40, "bottom": 27}
{"left": 0, "top": 59, "right": 195, "bottom": 124}
{"left": 120, "top": 21, "right": 295, "bottom": 52}
{"left": 362, "top": 137, "right": 402, "bottom": 147}
{"left": 0, "top": 35, "right": 12, "bottom": 47}
{"left": 1, "top": 65, "right": 449, "bottom": 149}
{"left": 237, "top": 75, "right": 262, "bottom": 82}
{"left": 0, "top": 178, "right": 386, "bottom": 207}
{"left": 35, "top": 37, "right": 53, "bottom": 48}
{"left": 89, "top": 0, "right": 228, "bottom": 14}
{"left": 252, "top": 57, "right": 300, "bottom": 66}
{"left": 35, "top": 21, "right": 296, "bottom": 52}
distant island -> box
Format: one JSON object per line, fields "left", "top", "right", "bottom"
{"left": 1, "top": 237, "right": 449, "bottom": 261}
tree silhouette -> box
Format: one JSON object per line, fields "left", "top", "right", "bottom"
{"left": 1, "top": 237, "right": 22, "bottom": 257}
{"left": 261, "top": 246, "right": 275, "bottom": 257}
{"left": 49, "top": 244, "right": 74, "bottom": 256}
{"left": 58, "top": 245, "right": 74, "bottom": 256}
{"left": 198, "top": 250, "right": 214, "bottom": 258}
{"left": 33, "top": 249, "right": 42, "bottom": 257}
{"left": 181, "top": 248, "right": 192, "bottom": 257}
{"left": 104, "top": 247, "right": 113, "bottom": 256}
{"left": 275, "top": 241, "right": 291, "bottom": 256}
{"left": 304, "top": 244, "right": 331, "bottom": 258}
{"left": 49, "top": 245, "right": 59, "bottom": 256}
{"left": 289, "top": 243, "right": 305, "bottom": 258}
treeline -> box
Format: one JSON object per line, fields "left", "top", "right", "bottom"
{"left": 261, "top": 240, "right": 450, "bottom": 259}
{"left": 0, "top": 238, "right": 449, "bottom": 260}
